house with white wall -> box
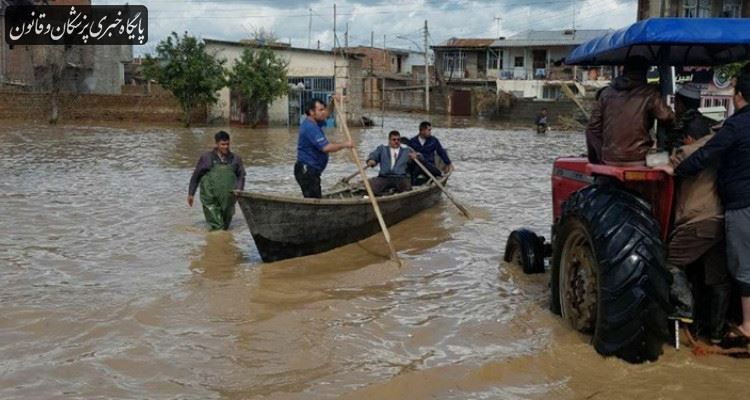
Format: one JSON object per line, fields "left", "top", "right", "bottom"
{"left": 432, "top": 29, "right": 612, "bottom": 99}
{"left": 492, "top": 29, "right": 612, "bottom": 98}
{"left": 204, "top": 39, "right": 361, "bottom": 126}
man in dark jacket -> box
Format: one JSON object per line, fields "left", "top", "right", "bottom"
{"left": 661, "top": 68, "right": 750, "bottom": 340}
{"left": 188, "top": 131, "right": 246, "bottom": 230}
{"left": 408, "top": 121, "right": 453, "bottom": 184}
{"left": 586, "top": 56, "right": 675, "bottom": 165}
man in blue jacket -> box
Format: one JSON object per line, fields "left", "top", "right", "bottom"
{"left": 408, "top": 121, "right": 453, "bottom": 184}
{"left": 295, "top": 98, "right": 353, "bottom": 198}
{"left": 661, "top": 68, "right": 750, "bottom": 340}
{"left": 366, "top": 130, "right": 418, "bottom": 195}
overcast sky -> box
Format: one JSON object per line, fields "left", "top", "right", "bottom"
{"left": 94, "top": 0, "right": 638, "bottom": 56}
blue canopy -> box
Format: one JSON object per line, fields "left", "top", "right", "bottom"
{"left": 566, "top": 18, "right": 750, "bottom": 66}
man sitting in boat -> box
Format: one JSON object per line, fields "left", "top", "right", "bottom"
{"left": 408, "top": 121, "right": 453, "bottom": 185}
{"left": 366, "top": 130, "right": 419, "bottom": 196}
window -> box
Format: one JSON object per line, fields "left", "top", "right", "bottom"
{"left": 514, "top": 56, "right": 524, "bottom": 67}
{"left": 683, "top": 0, "right": 711, "bottom": 17}
{"left": 441, "top": 51, "right": 465, "bottom": 74}
{"left": 722, "top": 0, "right": 741, "bottom": 17}
{"left": 487, "top": 50, "right": 502, "bottom": 70}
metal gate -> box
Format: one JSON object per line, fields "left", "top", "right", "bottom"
{"left": 450, "top": 89, "right": 472, "bottom": 116}
{"left": 287, "top": 76, "right": 335, "bottom": 126}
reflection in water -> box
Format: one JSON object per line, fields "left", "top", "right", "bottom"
{"left": 2, "top": 117, "right": 750, "bottom": 399}
{"left": 190, "top": 231, "right": 243, "bottom": 280}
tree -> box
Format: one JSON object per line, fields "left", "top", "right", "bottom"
{"left": 143, "top": 32, "right": 226, "bottom": 127}
{"left": 227, "top": 47, "right": 288, "bottom": 127}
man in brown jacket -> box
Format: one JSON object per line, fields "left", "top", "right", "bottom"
{"left": 666, "top": 125, "right": 730, "bottom": 343}
{"left": 586, "top": 56, "right": 675, "bottom": 165}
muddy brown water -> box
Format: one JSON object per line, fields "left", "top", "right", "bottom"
{"left": 1, "top": 115, "right": 750, "bottom": 399}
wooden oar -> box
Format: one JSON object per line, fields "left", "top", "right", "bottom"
{"left": 333, "top": 97, "right": 400, "bottom": 263}
{"left": 341, "top": 166, "right": 367, "bottom": 184}
{"left": 413, "top": 158, "right": 472, "bottom": 219}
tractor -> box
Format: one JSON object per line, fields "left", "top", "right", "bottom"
{"left": 504, "top": 18, "right": 750, "bottom": 363}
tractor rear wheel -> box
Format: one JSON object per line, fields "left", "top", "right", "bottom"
{"left": 550, "top": 185, "right": 672, "bottom": 363}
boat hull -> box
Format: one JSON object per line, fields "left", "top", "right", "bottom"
{"left": 234, "top": 180, "right": 445, "bottom": 262}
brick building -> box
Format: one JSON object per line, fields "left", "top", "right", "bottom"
{"left": 637, "top": 0, "right": 750, "bottom": 18}
{"left": 0, "top": 0, "right": 133, "bottom": 94}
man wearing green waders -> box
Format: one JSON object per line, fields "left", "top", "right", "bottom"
{"left": 188, "top": 131, "right": 246, "bottom": 230}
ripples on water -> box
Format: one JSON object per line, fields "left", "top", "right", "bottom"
{"left": 2, "top": 116, "right": 749, "bottom": 399}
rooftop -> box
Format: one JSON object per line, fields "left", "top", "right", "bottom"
{"left": 432, "top": 29, "right": 613, "bottom": 50}
{"left": 492, "top": 29, "right": 613, "bottom": 47}
{"left": 204, "top": 38, "right": 355, "bottom": 58}
{"left": 432, "top": 38, "right": 496, "bottom": 48}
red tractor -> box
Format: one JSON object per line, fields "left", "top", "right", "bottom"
{"left": 504, "top": 18, "right": 750, "bottom": 363}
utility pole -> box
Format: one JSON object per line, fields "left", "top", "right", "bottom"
{"left": 345, "top": 23, "right": 349, "bottom": 48}
{"left": 572, "top": 0, "right": 577, "bottom": 30}
{"left": 424, "top": 20, "right": 430, "bottom": 113}
{"left": 334, "top": 3, "right": 338, "bottom": 105}
{"left": 371, "top": 31, "right": 374, "bottom": 48}
{"left": 308, "top": 8, "right": 312, "bottom": 48}
{"left": 382, "top": 34, "right": 386, "bottom": 127}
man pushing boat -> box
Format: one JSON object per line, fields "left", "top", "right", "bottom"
{"left": 188, "top": 131, "right": 246, "bottom": 230}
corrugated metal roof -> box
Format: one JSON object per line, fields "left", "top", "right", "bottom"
{"left": 492, "top": 29, "right": 612, "bottom": 48}
{"left": 434, "top": 38, "right": 495, "bottom": 48}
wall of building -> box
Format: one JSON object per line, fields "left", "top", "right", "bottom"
{"left": 638, "top": 0, "right": 750, "bottom": 18}
{"left": 89, "top": 45, "right": 133, "bottom": 94}
{"left": 495, "top": 97, "right": 587, "bottom": 126}
{"left": 496, "top": 46, "right": 571, "bottom": 80}
{"left": 0, "top": 88, "right": 205, "bottom": 123}
{"left": 206, "top": 43, "right": 361, "bottom": 126}
{"left": 401, "top": 51, "right": 427, "bottom": 75}
{"left": 496, "top": 79, "right": 546, "bottom": 98}
{"left": 343, "top": 47, "right": 399, "bottom": 74}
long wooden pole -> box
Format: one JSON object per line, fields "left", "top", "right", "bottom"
{"left": 413, "top": 158, "right": 472, "bottom": 219}
{"left": 333, "top": 98, "right": 399, "bottom": 262}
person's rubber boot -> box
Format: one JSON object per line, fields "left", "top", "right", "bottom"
{"left": 669, "top": 265, "right": 695, "bottom": 324}
{"left": 708, "top": 282, "right": 731, "bottom": 345}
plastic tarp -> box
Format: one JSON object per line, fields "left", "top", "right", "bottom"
{"left": 566, "top": 18, "right": 750, "bottom": 66}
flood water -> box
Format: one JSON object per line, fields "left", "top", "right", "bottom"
{"left": 2, "top": 114, "right": 750, "bottom": 399}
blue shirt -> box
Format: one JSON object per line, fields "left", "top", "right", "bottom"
{"left": 297, "top": 118, "right": 330, "bottom": 174}
{"left": 408, "top": 135, "right": 451, "bottom": 166}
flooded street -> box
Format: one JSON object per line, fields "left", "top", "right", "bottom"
{"left": 2, "top": 114, "right": 750, "bottom": 399}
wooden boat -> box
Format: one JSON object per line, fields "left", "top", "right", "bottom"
{"left": 234, "top": 174, "right": 449, "bottom": 262}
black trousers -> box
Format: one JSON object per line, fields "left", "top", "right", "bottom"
{"left": 408, "top": 160, "right": 442, "bottom": 185}
{"left": 370, "top": 176, "right": 412, "bottom": 195}
{"left": 294, "top": 162, "right": 322, "bottom": 198}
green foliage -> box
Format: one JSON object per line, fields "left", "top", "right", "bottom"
{"left": 228, "top": 47, "right": 289, "bottom": 125}
{"left": 726, "top": 61, "right": 748, "bottom": 78}
{"left": 143, "top": 32, "right": 227, "bottom": 126}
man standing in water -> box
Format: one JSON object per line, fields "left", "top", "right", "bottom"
{"left": 188, "top": 131, "right": 246, "bottom": 230}
{"left": 295, "top": 98, "right": 353, "bottom": 198}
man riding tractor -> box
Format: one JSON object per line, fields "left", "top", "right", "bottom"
{"left": 503, "top": 18, "right": 750, "bottom": 363}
